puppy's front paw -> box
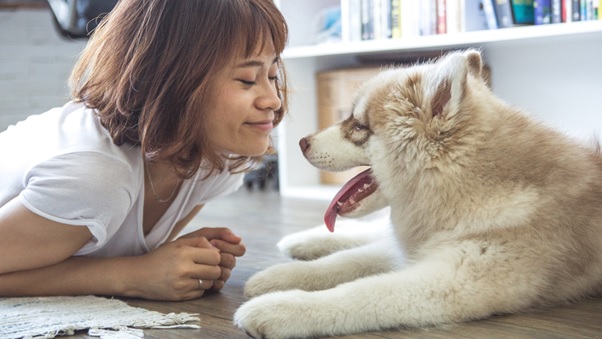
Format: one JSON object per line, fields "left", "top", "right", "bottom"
{"left": 244, "top": 262, "right": 303, "bottom": 297}
{"left": 234, "top": 290, "right": 325, "bottom": 339}
{"left": 277, "top": 231, "right": 333, "bottom": 261}
{"left": 277, "top": 225, "right": 356, "bottom": 261}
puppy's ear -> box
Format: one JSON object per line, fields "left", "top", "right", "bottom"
{"left": 430, "top": 50, "right": 481, "bottom": 119}
{"left": 464, "top": 49, "right": 483, "bottom": 79}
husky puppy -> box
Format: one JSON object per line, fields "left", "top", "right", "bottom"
{"left": 234, "top": 50, "right": 602, "bottom": 338}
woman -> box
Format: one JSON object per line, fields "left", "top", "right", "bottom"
{"left": 0, "top": 0, "right": 288, "bottom": 301}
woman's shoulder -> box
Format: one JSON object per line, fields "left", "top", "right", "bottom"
{"left": 2, "top": 101, "right": 141, "bottom": 172}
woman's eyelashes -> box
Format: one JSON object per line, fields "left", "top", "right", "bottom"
{"left": 237, "top": 75, "right": 278, "bottom": 87}
{"left": 238, "top": 79, "right": 256, "bottom": 86}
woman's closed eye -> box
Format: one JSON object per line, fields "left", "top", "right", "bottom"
{"left": 238, "top": 79, "right": 257, "bottom": 86}
{"left": 237, "top": 75, "right": 278, "bottom": 87}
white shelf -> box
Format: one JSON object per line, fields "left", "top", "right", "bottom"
{"left": 283, "top": 21, "right": 602, "bottom": 59}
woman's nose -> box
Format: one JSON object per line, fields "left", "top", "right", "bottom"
{"left": 257, "top": 83, "right": 281, "bottom": 112}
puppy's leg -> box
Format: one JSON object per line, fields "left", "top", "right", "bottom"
{"left": 235, "top": 241, "right": 540, "bottom": 338}
{"left": 278, "top": 217, "right": 392, "bottom": 260}
{"left": 244, "top": 236, "right": 404, "bottom": 298}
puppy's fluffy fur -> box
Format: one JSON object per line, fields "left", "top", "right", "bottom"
{"left": 234, "top": 50, "right": 602, "bottom": 338}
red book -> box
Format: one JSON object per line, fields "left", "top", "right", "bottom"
{"left": 436, "top": 0, "right": 446, "bottom": 34}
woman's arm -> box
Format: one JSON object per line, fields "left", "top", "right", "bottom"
{"left": 0, "top": 198, "right": 222, "bottom": 300}
{"left": 0, "top": 197, "right": 92, "bottom": 274}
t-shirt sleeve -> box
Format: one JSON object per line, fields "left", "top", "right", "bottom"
{"left": 19, "top": 152, "right": 136, "bottom": 247}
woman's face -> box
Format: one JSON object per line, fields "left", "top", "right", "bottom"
{"left": 204, "top": 42, "right": 281, "bottom": 157}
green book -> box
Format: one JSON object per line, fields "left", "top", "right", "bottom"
{"left": 512, "top": 0, "right": 535, "bottom": 24}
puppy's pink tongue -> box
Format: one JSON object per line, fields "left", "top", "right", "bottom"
{"left": 324, "top": 202, "right": 339, "bottom": 232}
{"left": 324, "top": 169, "right": 373, "bottom": 232}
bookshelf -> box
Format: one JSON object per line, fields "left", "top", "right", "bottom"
{"left": 275, "top": 0, "right": 602, "bottom": 200}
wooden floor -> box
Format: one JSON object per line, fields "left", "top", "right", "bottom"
{"left": 79, "top": 188, "right": 601, "bottom": 339}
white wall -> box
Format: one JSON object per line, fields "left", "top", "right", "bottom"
{"left": 484, "top": 32, "right": 602, "bottom": 140}
{"left": 0, "top": 8, "right": 86, "bottom": 132}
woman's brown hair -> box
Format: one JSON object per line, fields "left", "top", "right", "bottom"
{"left": 69, "top": 0, "right": 288, "bottom": 178}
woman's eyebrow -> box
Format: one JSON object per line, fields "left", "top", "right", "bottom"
{"left": 235, "top": 57, "right": 279, "bottom": 68}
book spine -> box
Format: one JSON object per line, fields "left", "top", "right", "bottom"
{"left": 418, "top": 0, "right": 433, "bottom": 35}
{"left": 562, "top": 0, "right": 571, "bottom": 21}
{"left": 572, "top": 0, "right": 581, "bottom": 20}
{"left": 341, "top": 0, "right": 351, "bottom": 42}
{"left": 373, "top": 0, "right": 383, "bottom": 39}
{"left": 437, "top": 0, "right": 447, "bottom": 33}
{"left": 430, "top": 0, "right": 439, "bottom": 33}
{"left": 551, "top": 0, "right": 562, "bottom": 22}
{"left": 381, "top": 0, "right": 392, "bottom": 39}
{"left": 459, "top": 0, "right": 488, "bottom": 31}
{"left": 447, "top": 0, "right": 460, "bottom": 33}
{"left": 534, "top": 0, "right": 552, "bottom": 24}
{"left": 360, "top": 0, "right": 374, "bottom": 40}
{"left": 348, "top": 0, "right": 362, "bottom": 41}
{"left": 511, "top": 0, "right": 535, "bottom": 24}
{"left": 585, "top": 0, "right": 594, "bottom": 19}
{"left": 391, "top": 0, "right": 402, "bottom": 38}
{"left": 495, "top": 0, "right": 514, "bottom": 27}
{"left": 401, "top": 0, "right": 419, "bottom": 37}
{"left": 482, "top": 0, "right": 499, "bottom": 29}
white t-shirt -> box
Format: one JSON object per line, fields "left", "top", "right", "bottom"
{"left": 0, "top": 101, "right": 244, "bottom": 257}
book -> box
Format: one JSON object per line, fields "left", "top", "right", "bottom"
{"left": 571, "top": 0, "right": 581, "bottom": 20}
{"left": 551, "top": 0, "right": 562, "bottom": 21}
{"left": 584, "top": 0, "right": 595, "bottom": 20}
{"left": 482, "top": 0, "right": 499, "bottom": 29}
{"left": 401, "top": 0, "right": 420, "bottom": 37}
{"left": 437, "top": 0, "right": 447, "bottom": 33}
{"left": 494, "top": 0, "right": 515, "bottom": 27}
{"left": 511, "top": 0, "right": 535, "bottom": 24}
{"left": 379, "top": 0, "right": 392, "bottom": 39}
{"left": 447, "top": 0, "right": 461, "bottom": 33}
{"left": 341, "top": 0, "right": 362, "bottom": 42}
{"left": 562, "top": 0, "right": 571, "bottom": 22}
{"left": 580, "top": 0, "right": 590, "bottom": 20}
{"left": 391, "top": 0, "right": 402, "bottom": 38}
{"left": 460, "top": 0, "right": 490, "bottom": 31}
{"left": 361, "top": 0, "right": 374, "bottom": 40}
{"left": 418, "top": 0, "right": 436, "bottom": 35}
{"left": 534, "top": 0, "right": 552, "bottom": 24}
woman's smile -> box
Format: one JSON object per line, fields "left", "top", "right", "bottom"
{"left": 244, "top": 120, "right": 274, "bottom": 134}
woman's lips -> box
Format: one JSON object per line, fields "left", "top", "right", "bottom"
{"left": 246, "top": 121, "right": 274, "bottom": 133}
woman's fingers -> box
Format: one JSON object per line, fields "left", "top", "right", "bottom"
{"left": 210, "top": 239, "right": 246, "bottom": 257}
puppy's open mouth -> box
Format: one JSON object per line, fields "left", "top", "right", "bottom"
{"left": 325, "top": 168, "right": 378, "bottom": 232}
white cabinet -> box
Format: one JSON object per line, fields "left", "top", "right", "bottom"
{"left": 275, "top": 0, "right": 602, "bottom": 200}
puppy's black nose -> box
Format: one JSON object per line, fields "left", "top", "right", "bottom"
{"left": 299, "top": 137, "right": 310, "bottom": 153}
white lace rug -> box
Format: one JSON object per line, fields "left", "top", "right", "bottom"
{"left": 0, "top": 295, "right": 200, "bottom": 339}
